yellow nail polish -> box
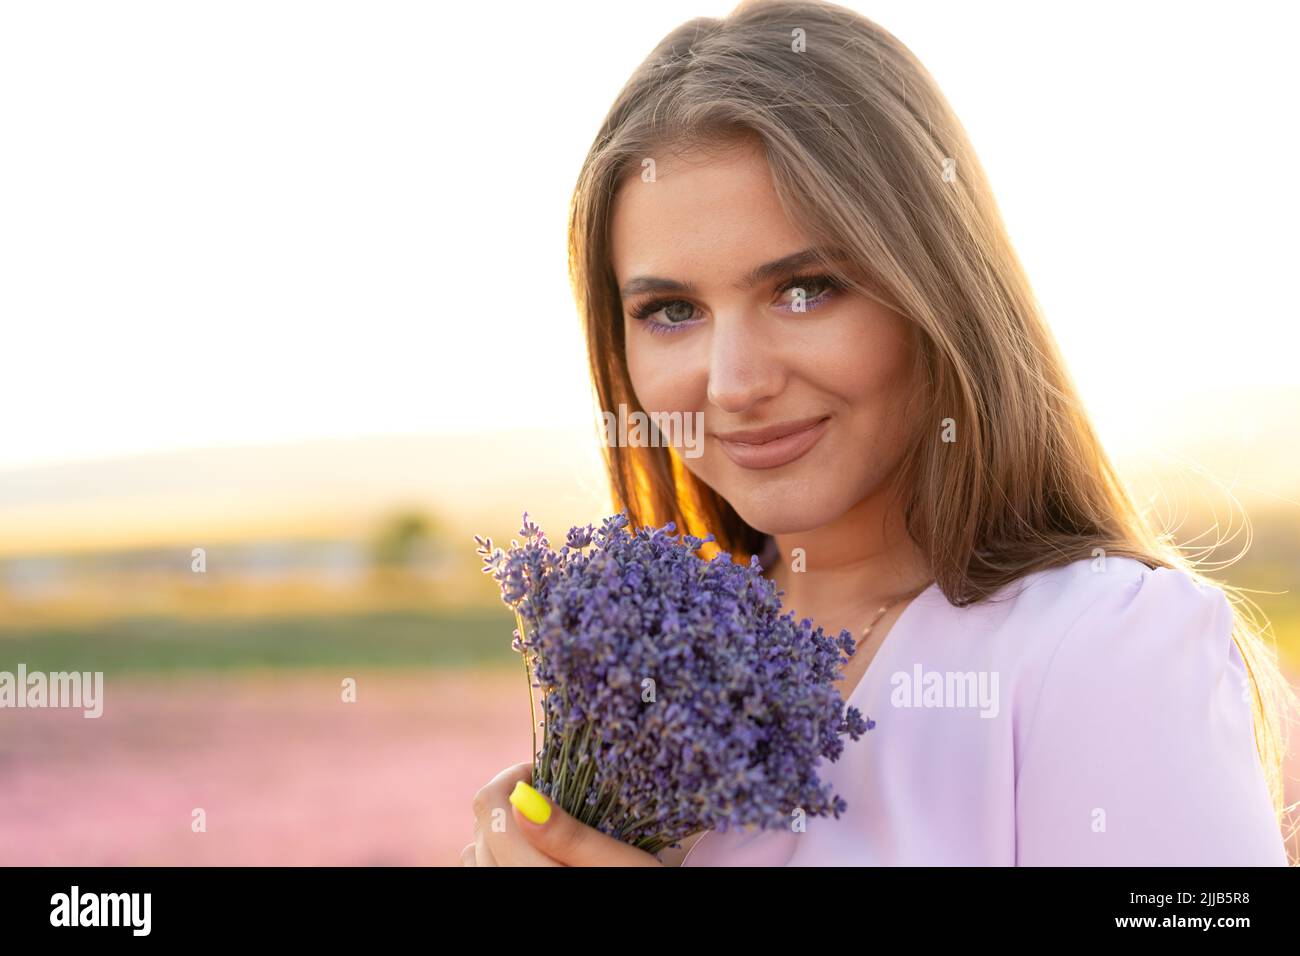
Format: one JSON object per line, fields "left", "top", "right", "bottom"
{"left": 509, "top": 781, "right": 552, "bottom": 825}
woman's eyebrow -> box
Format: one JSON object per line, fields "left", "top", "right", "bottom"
{"left": 738, "top": 247, "right": 836, "bottom": 289}
{"left": 619, "top": 247, "right": 838, "bottom": 298}
{"left": 619, "top": 274, "right": 698, "bottom": 297}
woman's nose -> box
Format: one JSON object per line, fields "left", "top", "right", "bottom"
{"left": 704, "top": 314, "right": 784, "bottom": 414}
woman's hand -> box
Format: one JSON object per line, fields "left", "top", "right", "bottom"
{"left": 461, "top": 761, "right": 663, "bottom": 867}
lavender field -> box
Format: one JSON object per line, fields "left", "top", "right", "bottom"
{"left": 1, "top": 669, "right": 529, "bottom": 866}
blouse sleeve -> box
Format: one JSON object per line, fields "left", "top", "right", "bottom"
{"left": 1014, "top": 563, "right": 1287, "bottom": 865}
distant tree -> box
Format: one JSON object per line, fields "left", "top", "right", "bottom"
{"left": 370, "top": 509, "right": 439, "bottom": 568}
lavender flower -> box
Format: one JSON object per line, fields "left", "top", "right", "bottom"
{"left": 475, "top": 511, "right": 872, "bottom": 857}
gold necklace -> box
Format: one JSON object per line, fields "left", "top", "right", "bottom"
{"left": 853, "top": 581, "right": 933, "bottom": 655}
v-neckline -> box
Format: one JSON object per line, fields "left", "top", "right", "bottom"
{"left": 840, "top": 579, "right": 940, "bottom": 715}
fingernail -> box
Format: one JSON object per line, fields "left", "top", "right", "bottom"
{"left": 509, "top": 781, "right": 552, "bottom": 825}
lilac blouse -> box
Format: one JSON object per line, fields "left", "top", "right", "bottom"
{"left": 682, "top": 555, "right": 1286, "bottom": 866}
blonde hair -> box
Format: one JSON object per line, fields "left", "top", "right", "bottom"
{"left": 567, "top": 0, "right": 1296, "bottom": 839}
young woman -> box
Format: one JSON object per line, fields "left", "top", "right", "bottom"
{"left": 462, "top": 0, "right": 1294, "bottom": 866}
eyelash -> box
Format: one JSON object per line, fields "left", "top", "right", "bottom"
{"left": 628, "top": 273, "right": 843, "bottom": 335}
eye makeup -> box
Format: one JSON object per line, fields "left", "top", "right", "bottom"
{"left": 772, "top": 274, "right": 840, "bottom": 313}
{"left": 627, "top": 272, "right": 844, "bottom": 335}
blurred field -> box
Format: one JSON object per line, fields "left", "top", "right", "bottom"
{"left": 0, "top": 606, "right": 534, "bottom": 866}
{"left": 0, "top": 609, "right": 514, "bottom": 673}
{"left": 1, "top": 667, "right": 529, "bottom": 866}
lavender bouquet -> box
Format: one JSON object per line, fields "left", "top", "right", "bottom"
{"left": 474, "top": 512, "right": 872, "bottom": 856}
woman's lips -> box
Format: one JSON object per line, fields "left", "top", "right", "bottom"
{"left": 714, "top": 416, "right": 830, "bottom": 470}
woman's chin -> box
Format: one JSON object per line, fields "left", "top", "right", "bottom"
{"left": 687, "top": 462, "right": 862, "bottom": 537}
{"left": 724, "top": 490, "right": 843, "bottom": 539}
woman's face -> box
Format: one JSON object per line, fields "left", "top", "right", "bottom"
{"left": 610, "top": 139, "right": 919, "bottom": 536}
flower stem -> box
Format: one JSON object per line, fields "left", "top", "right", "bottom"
{"left": 513, "top": 610, "right": 539, "bottom": 786}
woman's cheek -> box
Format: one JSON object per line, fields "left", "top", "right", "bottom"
{"left": 817, "top": 312, "right": 913, "bottom": 403}
{"left": 623, "top": 326, "right": 661, "bottom": 407}
{"left": 625, "top": 333, "right": 703, "bottom": 416}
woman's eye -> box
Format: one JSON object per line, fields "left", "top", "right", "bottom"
{"left": 660, "top": 301, "right": 697, "bottom": 324}
{"left": 630, "top": 298, "right": 700, "bottom": 330}
{"left": 777, "top": 275, "right": 838, "bottom": 310}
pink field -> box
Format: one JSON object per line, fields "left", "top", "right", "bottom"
{"left": 0, "top": 669, "right": 531, "bottom": 866}
{"left": 3, "top": 668, "right": 1297, "bottom": 866}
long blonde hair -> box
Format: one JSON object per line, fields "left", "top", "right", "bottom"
{"left": 567, "top": 0, "right": 1295, "bottom": 834}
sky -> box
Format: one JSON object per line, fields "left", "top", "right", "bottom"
{"left": 1, "top": 0, "right": 1296, "bottom": 471}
